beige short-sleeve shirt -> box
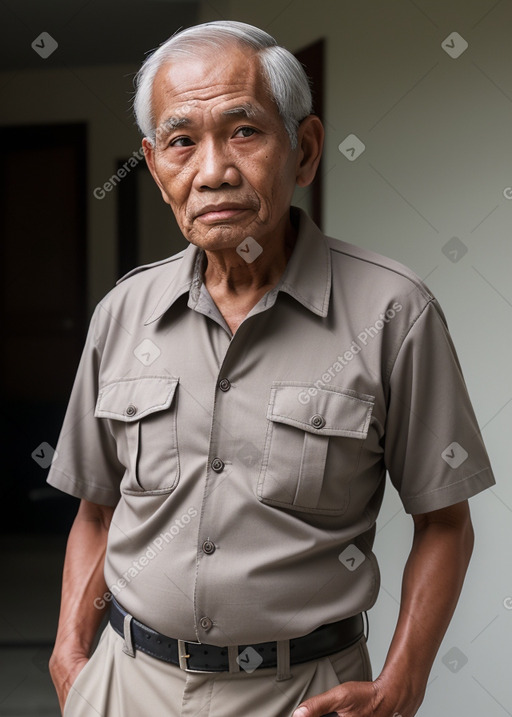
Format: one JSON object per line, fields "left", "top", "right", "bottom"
{"left": 47, "top": 207, "right": 495, "bottom": 646}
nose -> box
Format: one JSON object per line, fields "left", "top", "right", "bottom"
{"left": 193, "top": 138, "right": 241, "bottom": 191}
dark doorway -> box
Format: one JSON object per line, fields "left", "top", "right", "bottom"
{"left": 0, "top": 122, "right": 87, "bottom": 534}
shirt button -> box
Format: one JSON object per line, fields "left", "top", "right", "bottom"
{"left": 211, "top": 458, "right": 225, "bottom": 473}
{"left": 219, "top": 378, "right": 231, "bottom": 392}
{"left": 202, "top": 539, "right": 216, "bottom": 555}
{"left": 200, "top": 616, "right": 213, "bottom": 631}
{"left": 125, "top": 404, "right": 137, "bottom": 417}
{"left": 310, "top": 414, "right": 326, "bottom": 429}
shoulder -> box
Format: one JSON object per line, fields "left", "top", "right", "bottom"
{"left": 115, "top": 248, "right": 189, "bottom": 287}
{"left": 323, "top": 233, "right": 449, "bottom": 352}
{"left": 326, "top": 235, "right": 433, "bottom": 304}
{"left": 90, "top": 246, "right": 195, "bottom": 339}
{"left": 103, "top": 245, "right": 192, "bottom": 308}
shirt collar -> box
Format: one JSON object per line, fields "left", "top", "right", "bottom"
{"left": 275, "top": 207, "right": 331, "bottom": 317}
{"left": 144, "top": 206, "right": 331, "bottom": 325}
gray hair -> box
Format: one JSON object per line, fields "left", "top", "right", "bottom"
{"left": 133, "top": 20, "right": 312, "bottom": 149}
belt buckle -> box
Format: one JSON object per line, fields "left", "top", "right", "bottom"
{"left": 178, "top": 638, "right": 208, "bottom": 673}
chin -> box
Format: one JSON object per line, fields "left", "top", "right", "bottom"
{"left": 187, "top": 226, "right": 250, "bottom": 251}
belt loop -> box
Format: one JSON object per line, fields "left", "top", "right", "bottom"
{"left": 122, "top": 614, "right": 135, "bottom": 658}
{"left": 228, "top": 645, "right": 240, "bottom": 673}
{"left": 276, "top": 639, "right": 292, "bottom": 681}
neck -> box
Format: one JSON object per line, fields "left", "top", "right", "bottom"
{"left": 203, "top": 214, "right": 297, "bottom": 298}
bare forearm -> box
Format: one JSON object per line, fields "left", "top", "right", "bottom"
{"left": 49, "top": 499, "right": 114, "bottom": 712}
{"left": 293, "top": 502, "right": 475, "bottom": 717}
{"left": 377, "top": 501, "right": 474, "bottom": 713}
{"left": 52, "top": 499, "right": 114, "bottom": 658}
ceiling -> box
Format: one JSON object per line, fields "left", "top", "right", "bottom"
{"left": 0, "top": 0, "right": 200, "bottom": 71}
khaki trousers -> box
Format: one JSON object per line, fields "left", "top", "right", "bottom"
{"left": 63, "top": 624, "right": 372, "bottom": 717}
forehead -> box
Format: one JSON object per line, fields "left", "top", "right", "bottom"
{"left": 151, "top": 45, "right": 278, "bottom": 123}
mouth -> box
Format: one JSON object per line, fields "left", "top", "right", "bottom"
{"left": 195, "top": 204, "right": 251, "bottom": 224}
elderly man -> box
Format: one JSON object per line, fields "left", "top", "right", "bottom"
{"left": 48, "top": 20, "right": 494, "bottom": 717}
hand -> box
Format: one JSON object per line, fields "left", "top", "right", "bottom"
{"left": 49, "top": 649, "right": 89, "bottom": 715}
{"left": 292, "top": 679, "right": 404, "bottom": 717}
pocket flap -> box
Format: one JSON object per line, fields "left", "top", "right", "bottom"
{"left": 267, "top": 383, "right": 374, "bottom": 438}
{"left": 95, "top": 376, "right": 179, "bottom": 422}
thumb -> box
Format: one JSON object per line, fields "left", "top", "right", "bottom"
{"left": 293, "top": 697, "right": 339, "bottom": 717}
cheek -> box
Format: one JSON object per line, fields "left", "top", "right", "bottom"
{"left": 251, "top": 149, "right": 292, "bottom": 193}
{"left": 155, "top": 161, "right": 192, "bottom": 204}
{"left": 268, "top": 142, "right": 296, "bottom": 180}
{"left": 266, "top": 155, "right": 297, "bottom": 201}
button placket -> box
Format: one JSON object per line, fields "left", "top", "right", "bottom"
{"left": 197, "top": 362, "right": 236, "bottom": 640}
{"left": 211, "top": 457, "right": 225, "bottom": 472}
{"left": 200, "top": 616, "right": 213, "bottom": 631}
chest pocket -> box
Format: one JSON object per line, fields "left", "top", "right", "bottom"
{"left": 257, "top": 383, "right": 374, "bottom": 515}
{"left": 95, "top": 376, "right": 180, "bottom": 495}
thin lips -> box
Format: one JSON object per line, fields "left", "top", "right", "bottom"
{"left": 196, "top": 204, "right": 249, "bottom": 218}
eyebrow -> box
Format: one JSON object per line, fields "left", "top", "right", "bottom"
{"left": 221, "top": 103, "right": 259, "bottom": 119}
{"left": 160, "top": 102, "right": 260, "bottom": 136}
{"left": 163, "top": 117, "right": 191, "bottom": 131}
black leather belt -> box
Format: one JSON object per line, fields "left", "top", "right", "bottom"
{"left": 110, "top": 598, "right": 364, "bottom": 673}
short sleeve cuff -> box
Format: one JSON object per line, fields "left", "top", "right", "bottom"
{"left": 47, "top": 468, "right": 120, "bottom": 508}
{"left": 401, "top": 467, "right": 495, "bottom": 514}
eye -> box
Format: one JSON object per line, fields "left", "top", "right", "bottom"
{"left": 234, "top": 126, "right": 258, "bottom": 138}
{"left": 169, "top": 136, "right": 194, "bottom": 147}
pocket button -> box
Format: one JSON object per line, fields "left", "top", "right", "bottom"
{"left": 125, "top": 404, "right": 137, "bottom": 417}
{"left": 310, "top": 413, "right": 326, "bottom": 429}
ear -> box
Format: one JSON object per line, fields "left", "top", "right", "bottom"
{"left": 142, "top": 137, "right": 172, "bottom": 205}
{"left": 295, "top": 115, "right": 324, "bottom": 188}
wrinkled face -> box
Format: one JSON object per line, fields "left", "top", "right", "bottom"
{"left": 143, "top": 45, "right": 301, "bottom": 252}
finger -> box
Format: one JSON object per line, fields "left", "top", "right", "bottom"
{"left": 293, "top": 703, "right": 339, "bottom": 717}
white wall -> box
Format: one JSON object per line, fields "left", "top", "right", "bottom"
{"left": 196, "top": 2, "right": 511, "bottom": 715}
